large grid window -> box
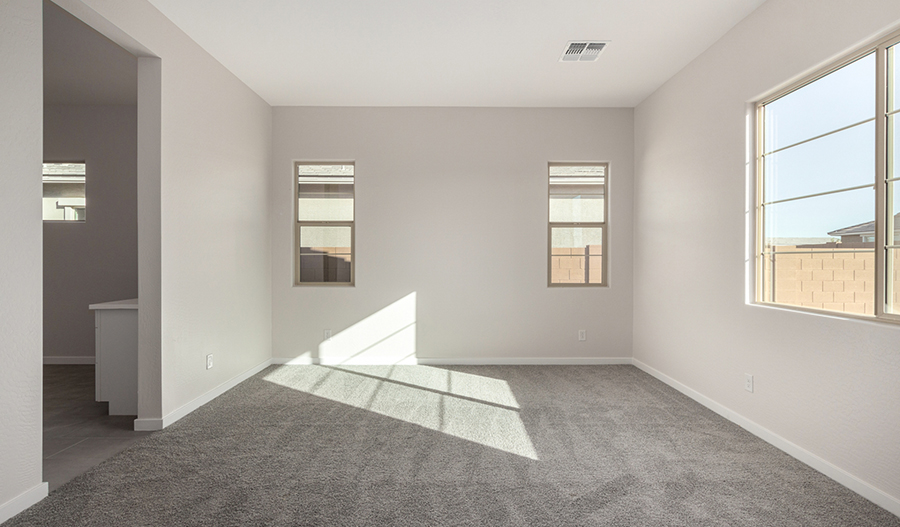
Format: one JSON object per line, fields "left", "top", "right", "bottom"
{"left": 294, "top": 162, "right": 354, "bottom": 285}
{"left": 43, "top": 162, "right": 86, "bottom": 221}
{"left": 757, "top": 30, "right": 900, "bottom": 320}
{"left": 548, "top": 163, "right": 607, "bottom": 286}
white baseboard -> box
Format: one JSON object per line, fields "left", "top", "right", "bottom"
{"left": 132, "top": 418, "right": 162, "bottom": 431}
{"left": 134, "top": 359, "right": 272, "bottom": 431}
{"left": 416, "top": 357, "right": 633, "bottom": 366}
{"left": 271, "top": 356, "right": 633, "bottom": 366}
{"left": 0, "top": 482, "right": 48, "bottom": 524}
{"left": 43, "top": 356, "right": 94, "bottom": 365}
{"left": 271, "top": 356, "right": 314, "bottom": 365}
{"left": 632, "top": 358, "right": 900, "bottom": 518}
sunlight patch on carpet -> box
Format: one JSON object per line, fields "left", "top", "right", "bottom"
{"left": 263, "top": 365, "right": 538, "bottom": 460}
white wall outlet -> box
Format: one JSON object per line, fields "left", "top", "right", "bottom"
{"left": 324, "top": 329, "right": 332, "bottom": 340}
{"left": 578, "top": 329, "right": 586, "bottom": 341}
{"left": 206, "top": 354, "right": 213, "bottom": 370}
{"left": 745, "top": 373, "right": 753, "bottom": 393}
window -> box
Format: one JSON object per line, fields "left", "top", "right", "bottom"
{"left": 43, "top": 162, "right": 85, "bottom": 221}
{"left": 548, "top": 163, "right": 607, "bottom": 286}
{"left": 756, "top": 30, "right": 900, "bottom": 321}
{"left": 294, "top": 162, "right": 354, "bottom": 285}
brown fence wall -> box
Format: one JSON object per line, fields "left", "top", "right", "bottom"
{"left": 551, "top": 244, "right": 602, "bottom": 284}
{"left": 764, "top": 247, "right": 900, "bottom": 314}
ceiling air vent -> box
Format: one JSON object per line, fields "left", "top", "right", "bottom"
{"left": 560, "top": 41, "right": 609, "bottom": 62}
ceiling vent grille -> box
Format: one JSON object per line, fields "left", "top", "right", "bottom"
{"left": 560, "top": 41, "right": 609, "bottom": 62}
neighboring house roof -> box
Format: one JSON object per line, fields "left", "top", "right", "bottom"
{"left": 828, "top": 221, "right": 875, "bottom": 237}
{"left": 827, "top": 213, "right": 900, "bottom": 237}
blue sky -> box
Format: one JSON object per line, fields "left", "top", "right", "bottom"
{"left": 764, "top": 53, "right": 876, "bottom": 239}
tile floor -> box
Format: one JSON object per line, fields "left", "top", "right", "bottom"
{"left": 43, "top": 365, "right": 153, "bottom": 491}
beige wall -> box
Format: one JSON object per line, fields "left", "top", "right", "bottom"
{"left": 634, "top": 0, "right": 900, "bottom": 513}
{"left": 272, "top": 107, "right": 634, "bottom": 362}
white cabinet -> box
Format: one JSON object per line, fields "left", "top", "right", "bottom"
{"left": 89, "top": 298, "right": 138, "bottom": 416}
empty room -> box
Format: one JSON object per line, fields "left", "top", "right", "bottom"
{"left": 2, "top": 0, "right": 900, "bottom": 525}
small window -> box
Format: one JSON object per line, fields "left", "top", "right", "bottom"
{"left": 548, "top": 163, "right": 607, "bottom": 286}
{"left": 43, "top": 162, "right": 86, "bottom": 221}
{"left": 294, "top": 162, "right": 354, "bottom": 285}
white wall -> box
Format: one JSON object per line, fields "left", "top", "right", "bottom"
{"left": 52, "top": 0, "right": 273, "bottom": 422}
{"left": 0, "top": 0, "right": 48, "bottom": 522}
{"left": 634, "top": 0, "right": 900, "bottom": 512}
{"left": 43, "top": 104, "right": 138, "bottom": 362}
{"left": 272, "top": 107, "right": 633, "bottom": 363}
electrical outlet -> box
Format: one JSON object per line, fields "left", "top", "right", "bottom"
{"left": 578, "top": 330, "right": 586, "bottom": 341}
{"left": 745, "top": 374, "right": 753, "bottom": 393}
{"left": 324, "top": 329, "right": 332, "bottom": 340}
{"left": 206, "top": 354, "right": 213, "bottom": 370}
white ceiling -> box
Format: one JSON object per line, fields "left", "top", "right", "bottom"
{"left": 145, "top": 0, "right": 767, "bottom": 107}
{"left": 44, "top": 0, "right": 137, "bottom": 105}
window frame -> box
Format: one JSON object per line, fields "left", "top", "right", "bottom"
{"left": 293, "top": 161, "right": 355, "bottom": 287}
{"left": 42, "top": 160, "right": 87, "bottom": 223}
{"left": 754, "top": 28, "right": 900, "bottom": 323}
{"left": 547, "top": 162, "right": 609, "bottom": 288}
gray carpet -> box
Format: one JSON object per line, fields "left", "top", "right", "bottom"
{"left": 8, "top": 365, "right": 899, "bottom": 526}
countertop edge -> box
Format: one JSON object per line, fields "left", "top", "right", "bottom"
{"left": 89, "top": 298, "right": 138, "bottom": 310}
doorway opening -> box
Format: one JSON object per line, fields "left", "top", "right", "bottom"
{"left": 42, "top": 0, "right": 147, "bottom": 491}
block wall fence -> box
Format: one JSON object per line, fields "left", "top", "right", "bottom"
{"left": 763, "top": 246, "right": 900, "bottom": 314}
{"left": 551, "top": 244, "right": 603, "bottom": 284}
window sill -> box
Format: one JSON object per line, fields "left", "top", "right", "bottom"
{"left": 548, "top": 283, "right": 608, "bottom": 288}
{"left": 752, "top": 300, "right": 900, "bottom": 326}
{"left": 293, "top": 282, "right": 355, "bottom": 287}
